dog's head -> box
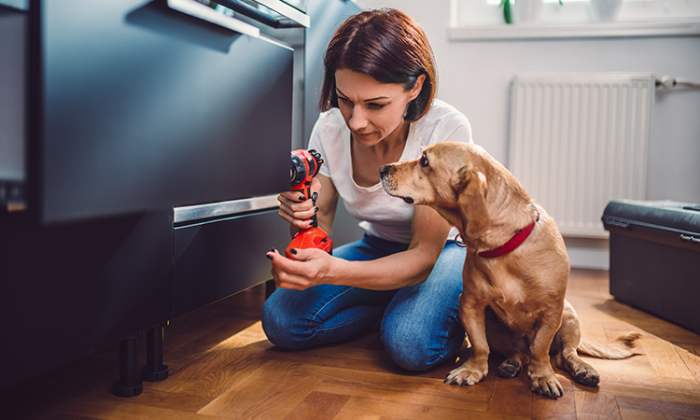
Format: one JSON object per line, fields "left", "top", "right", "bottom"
{"left": 380, "top": 142, "right": 491, "bottom": 239}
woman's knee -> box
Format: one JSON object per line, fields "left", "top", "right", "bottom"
{"left": 260, "top": 292, "right": 318, "bottom": 350}
{"left": 381, "top": 319, "right": 448, "bottom": 371}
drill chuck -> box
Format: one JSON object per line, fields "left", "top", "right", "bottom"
{"left": 290, "top": 149, "right": 323, "bottom": 188}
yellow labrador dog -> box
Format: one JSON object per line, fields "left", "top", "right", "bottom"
{"left": 380, "top": 142, "right": 640, "bottom": 399}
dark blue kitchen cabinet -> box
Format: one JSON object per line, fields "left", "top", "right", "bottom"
{"left": 1, "top": 0, "right": 293, "bottom": 392}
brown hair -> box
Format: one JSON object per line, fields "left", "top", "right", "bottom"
{"left": 318, "top": 8, "right": 437, "bottom": 122}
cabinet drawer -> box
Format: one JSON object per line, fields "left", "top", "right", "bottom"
{"left": 35, "top": 0, "right": 292, "bottom": 222}
{"left": 173, "top": 206, "right": 289, "bottom": 317}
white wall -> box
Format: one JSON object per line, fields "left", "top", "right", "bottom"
{"left": 354, "top": 0, "right": 700, "bottom": 268}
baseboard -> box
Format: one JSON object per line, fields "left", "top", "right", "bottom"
{"left": 564, "top": 237, "right": 610, "bottom": 270}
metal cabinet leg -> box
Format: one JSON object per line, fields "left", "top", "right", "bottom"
{"left": 141, "top": 324, "right": 169, "bottom": 382}
{"left": 113, "top": 335, "right": 143, "bottom": 397}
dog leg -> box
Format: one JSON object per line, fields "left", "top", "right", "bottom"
{"left": 552, "top": 301, "right": 600, "bottom": 387}
{"left": 527, "top": 311, "right": 564, "bottom": 399}
{"left": 445, "top": 297, "right": 489, "bottom": 386}
{"left": 484, "top": 308, "right": 529, "bottom": 379}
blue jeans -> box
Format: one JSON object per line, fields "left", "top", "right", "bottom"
{"left": 261, "top": 234, "right": 466, "bottom": 371}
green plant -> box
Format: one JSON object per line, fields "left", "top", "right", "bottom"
{"left": 500, "top": 0, "right": 563, "bottom": 25}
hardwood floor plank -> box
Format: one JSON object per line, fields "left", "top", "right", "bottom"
{"left": 283, "top": 391, "right": 349, "bottom": 420}
{"left": 269, "top": 347, "right": 401, "bottom": 376}
{"left": 173, "top": 349, "right": 240, "bottom": 381}
{"left": 40, "top": 412, "right": 104, "bottom": 420}
{"left": 197, "top": 360, "right": 297, "bottom": 418}
{"left": 487, "top": 376, "right": 533, "bottom": 417}
{"left": 179, "top": 347, "right": 270, "bottom": 400}
{"left": 581, "top": 373, "right": 700, "bottom": 405}
{"left": 51, "top": 400, "right": 233, "bottom": 420}
{"left": 214, "top": 321, "right": 269, "bottom": 348}
{"left": 675, "top": 344, "right": 700, "bottom": 384}
{"left": 294, "top": 364, "right": 459, "bottom": 397}
{"left": 448, "top": 377, "right": 496, "bottom": 400}
{"left": 642, "top": 338, "right": 697, "bottom": 381}
{"left": 338, "top": 396, "right": 519, "bottom": 420}
{"left": 619, "top": 409, "right": 666, "bottom": 420}
{"left": 332, "top": 413, "right": 381, "bottom": 420}
{"left": 574, "top": 391, "right": 621, "bottom": 420}
{"left": 316, "top": 377, "right": 489, "bottom": 412}
{"left": 182, "top": 321, "right": 261, "bottom": 354}
{"left": 237, "top": 374, "right": 325, "bottom": 420}
{"left": 616, "top": 395, "right": 700, "bottom": 419}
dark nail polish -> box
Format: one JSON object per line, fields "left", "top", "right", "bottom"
{"left": 290, "top": 248, "right": 297, "bottom": 255}
{"left": 314, "top": 207, "right": 319, "bottom": 212}
{"left": 266, "top": 253, "right": 273, "bottom": 260}
{"left": 298, "top": 195, "right": 306, "bottom": 201}
{"left": 312, "top": 192, "right": 318, "bottom": 200}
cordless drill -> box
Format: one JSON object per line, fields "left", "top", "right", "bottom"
{"left": 286, "top": 149, "right": 333, "bottom": 258}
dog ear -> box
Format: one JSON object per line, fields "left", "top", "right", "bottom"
{"left": 453, "top": 164, "right": 490, "bottom": 239}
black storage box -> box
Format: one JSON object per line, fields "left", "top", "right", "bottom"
{"left": 602, "top": 200, "right": 700, "bottom": 334}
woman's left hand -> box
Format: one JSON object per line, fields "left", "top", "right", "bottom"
{"left": 266, "top": 248, "right": 336, "bottom": 290}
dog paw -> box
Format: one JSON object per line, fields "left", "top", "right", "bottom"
{"left": 573, "top": 367, "right": 600, "bottom": 387}
{"left": 497, "top": 359, "right": 522, "bottom": 379}
{"left": 445, "top": 364, "right": 487, "bottom": 386}
{"left": 530, "top": 375, "right": 564, "bottom": 399}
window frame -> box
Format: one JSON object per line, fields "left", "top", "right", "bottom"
{"left": 449, "top": 0, "right": 700, "bottom": 40}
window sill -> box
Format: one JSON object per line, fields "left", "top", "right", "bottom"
{"left": 448, "top": 19, "right": 700, "bottom": 41}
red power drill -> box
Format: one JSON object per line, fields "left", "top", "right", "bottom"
{"left": 286, "top": 149, "right": 333, "bottom": 259}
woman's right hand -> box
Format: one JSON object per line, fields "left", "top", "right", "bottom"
{"left": 277, "top": 176, "right": 322, "bottom": 231}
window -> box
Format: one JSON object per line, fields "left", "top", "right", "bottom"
{"left": 451, "top": 0, "right": 700, "bottom": 27}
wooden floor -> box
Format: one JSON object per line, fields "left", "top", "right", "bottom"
{"left": 2, "top": 269, "right": 700, "bottom": 419}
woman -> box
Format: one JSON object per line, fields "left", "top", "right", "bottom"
{"left": 263, "top": 8, "right": 473, "bottom": 371}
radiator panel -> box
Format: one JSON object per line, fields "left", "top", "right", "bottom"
{"left": 509, "top": 73, "right": 654, "bottom": 238}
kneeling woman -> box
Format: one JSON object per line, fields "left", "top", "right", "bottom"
{"left": 263, "top": 8, "right": 473, "bottom": 371}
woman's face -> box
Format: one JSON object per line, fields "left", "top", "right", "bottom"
{"left": 335, "top": 69, "right": 424, "bottom": 147}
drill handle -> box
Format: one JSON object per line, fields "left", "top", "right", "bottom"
{"left": 305, "top": 184, "right": 319, "bottom": 229}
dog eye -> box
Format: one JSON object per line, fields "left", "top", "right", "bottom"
{"left": 419, "top": 156, "right": 429, "bottom": 168}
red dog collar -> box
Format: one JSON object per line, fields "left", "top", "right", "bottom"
{"left": 477, "top": 211, "right": 540, "bottom": 258}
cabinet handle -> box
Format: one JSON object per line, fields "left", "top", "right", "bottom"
{"left": 174, "top": 194, "right": 279, "bottom": 224}
{"left": 247, "top": 0, "right": 310, "bottom": 28}
{"left": 217, "top": 0, "right": 305, "bottom": 28}
{"left": 167, "top": 0, "right": 260, "bottom": 38}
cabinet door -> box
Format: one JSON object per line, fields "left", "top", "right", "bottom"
{"left": 36, "top": 0, "right": 292, "bottom": 223}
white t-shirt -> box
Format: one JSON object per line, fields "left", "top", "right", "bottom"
{"left": 308, "top": 99, "right": 474, "bottom": 244}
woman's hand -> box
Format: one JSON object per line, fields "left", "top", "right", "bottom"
{"left": 266, "top": 247, "right": 336, "bottom": 290}
{"left": 277, "top": 177, "right": 322, "bottom": 231}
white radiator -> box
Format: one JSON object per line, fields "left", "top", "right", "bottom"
{"left": 508, "top": 72, "right": 654, "bottom": 238}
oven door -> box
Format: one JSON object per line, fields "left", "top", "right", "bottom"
{"left": 35, "top": 0, "right": 292, "bottom": 223}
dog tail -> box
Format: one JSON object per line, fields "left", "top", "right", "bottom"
{"left": 577, "top": 332, "right": 643, "bottom": 359}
